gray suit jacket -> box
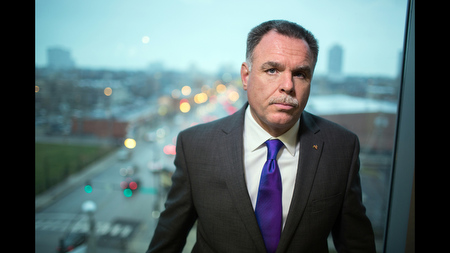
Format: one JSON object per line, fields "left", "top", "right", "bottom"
{"left": 147, "top": 103, "right": 376, "bottom": 253}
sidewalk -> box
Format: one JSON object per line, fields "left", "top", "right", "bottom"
{"left": 35, "top": 148, "right": 119, "bottom": 212}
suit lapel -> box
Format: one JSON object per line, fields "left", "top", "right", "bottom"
{"left": 219, "top": 106, "right": 324, "bottom": 253}
{"left": 277, "top": 111, "right": 324, "bottom": 252}
{"left": 221, "top": 103, "right": 267, "bottom": 253}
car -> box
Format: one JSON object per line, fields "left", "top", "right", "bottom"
{"left": 56, "top": 232, "right": 87, "bottom": 253}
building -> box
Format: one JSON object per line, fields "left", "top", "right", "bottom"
{"left": 71, "top": 104, "right": 159, "bottom": 140}
{"left": 47, "top": 47, "right": 75, "bottom": 69}
{"left": 328, "top": 44, "right": 343, "bottom": 78}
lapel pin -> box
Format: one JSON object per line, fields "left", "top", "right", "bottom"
{"left": 313, "top": 145, "right": 318, "bottom": 150}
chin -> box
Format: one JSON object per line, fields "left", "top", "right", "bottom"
{"left": 267, "top": 112, "right": 300, "bottom": 127}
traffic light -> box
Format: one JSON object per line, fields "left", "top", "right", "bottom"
{"left": 120, "top": 178, "right": 139, "bottom": 197}
{"left": 123, "top": 188, "right": 133, "bottom": 197}
{"left": 84, "top": 181, "right": 93, "bottom": 193}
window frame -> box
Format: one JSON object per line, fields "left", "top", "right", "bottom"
{"left": 383, "top": 0, "right": 415, "bottom": 252}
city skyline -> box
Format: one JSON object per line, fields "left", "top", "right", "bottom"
{"left": 36, "top": 0, "right": 408, "bottom": 77}
{"left": 41, "top": 42, "right": 403, "bottom": 81}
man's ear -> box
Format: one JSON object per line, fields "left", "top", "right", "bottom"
{"left": 241, "top": 62, "right": 250, "bottom": 91}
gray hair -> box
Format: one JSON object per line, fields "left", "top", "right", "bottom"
{"left": 246, "top": 20, "right": 319, "bottom": 70}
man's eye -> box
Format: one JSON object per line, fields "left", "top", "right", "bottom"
{"left": 266, "top": 68, "right": 277, "bottom": 74}
{"left": 294, "top": 72, "right": 305, "bottom": 79}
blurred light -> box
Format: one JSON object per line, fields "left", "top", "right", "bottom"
{"left": 104, "top": 87, "right": 112, "bottom": 96}
{"left": 124, "top": 188, "right": 133, "bottom": 197}
{"left": 142, "top": 36, "right": 150, "bottom": 44}
{"left": 124, "top": 138, "right": 136, "bottom": 149}
{"left": 129, "top": 181, "right": 138, "bottom": 190}
{"left": 84, "top": 185, "right": 93, "bottom": 193}
{"left": 171, "top": 89, "right": 181, "bottom": 99}
{"left": 180, "top": 102, "right": 190, "bottom": 113}
{"left": 119, "top": 168, "right": 128, "bottom": 177}
{"left": 156, "top": 128, "right": 166, "bottom": 138}
{"left": 209, "top": 94, "right": 217, "bottom": 104}
{"left": 181, "top": 86, "right": 191, "bottom": 96}
{"left": 194, "top": 93, "right": 208, "bottom": 104}
{"left": 226, "top": 105, "right": 238, "bottom": 115}
{"left": 216, "top": 84, "right": 226, "bottom": 93}
{"left": 180, "top": 98, "right": 189, "bottom": 105}
{"left": 35, "top": 85, "right": 40, "bottom": 93}
{"left": 158, "top": 96, "right": 172, "bottom": 105}
{"left": 163, "top": 144, "right": 176, "bottom": 155}
{"left": 228, "top": 91, "right": 240, "bottom": 103}
{"left": 158, "top": 105, "right": 168, "bottom": 116}
{"left": 120, "top": 181, "right": 128, "bottom": 189}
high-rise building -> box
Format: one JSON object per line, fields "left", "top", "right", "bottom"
{"left": 328, "top": 44, "right": 343, "bottom": 77}
{"left": 47, "top": 47, "right": 75, "bottom": 69}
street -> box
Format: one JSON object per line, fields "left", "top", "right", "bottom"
{"left": 35, "top": 129, "right": 183, "bottom": 253}
{"left": 35, "top": 96, "right": 237, "bottom": 253}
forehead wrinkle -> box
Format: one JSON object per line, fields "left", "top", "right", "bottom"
{"left": 252, "top": 33, "right": 313, "bottom": 71}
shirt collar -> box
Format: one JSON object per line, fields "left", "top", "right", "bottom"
{"left": 244, "top": 105, "right": 300, "bottom": 156}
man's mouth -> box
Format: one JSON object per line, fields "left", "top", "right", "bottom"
{"left": 272, "top": 103, "right": 296, "bottom": 110}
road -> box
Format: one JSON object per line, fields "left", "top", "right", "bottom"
{"left": 35, "top": 124, "right": 183, "bottom": 253}
{"left": 35, "top": 99, "right": 236, "bottom": 253}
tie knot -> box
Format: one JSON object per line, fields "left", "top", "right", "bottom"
{"left": 265, "top": 139, "right": 284, "bottom": 160}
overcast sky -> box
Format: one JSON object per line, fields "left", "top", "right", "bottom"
{"left": 35, "top": 0, "right": 408, "bottom": 77}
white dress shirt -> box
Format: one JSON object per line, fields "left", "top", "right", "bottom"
{"left": 243, "top": 105, "right": 300, "bottom": 229}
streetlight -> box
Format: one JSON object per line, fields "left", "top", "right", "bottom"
{"left": 124, "top": 138, "right": 136, "bottom": 149}
{"left": 82, "top": 200, "right": 97, "bottom": 253}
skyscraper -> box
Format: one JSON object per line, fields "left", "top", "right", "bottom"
{"left": 328, "top": 44, "right": 343, "bottom": 78}
{"left": 47, "top": 47, "right": 75, "bottom": 69}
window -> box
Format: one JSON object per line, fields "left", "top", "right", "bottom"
{"left": 35, "top": 1, "right": 411, "bottom": 252}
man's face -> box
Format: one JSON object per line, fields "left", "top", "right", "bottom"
{"left": 241, "top": 30, "right": 314, "bottom": 136}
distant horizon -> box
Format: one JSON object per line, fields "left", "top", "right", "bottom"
{"left": 36, "top": 0, "right": 408, "bottom": 78}
{"left": 35, "top": 61, "right": 400, "bottom": 80}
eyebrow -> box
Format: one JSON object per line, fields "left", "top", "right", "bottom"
{"left": 260, "top": 61, "right": 312, "bottom": 78}
{"left": 260, "top": 61, "right": 284, "bottom": 71}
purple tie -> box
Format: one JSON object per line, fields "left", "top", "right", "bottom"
{"left": 255, "top": 139, "right": 284, "bottom": 253}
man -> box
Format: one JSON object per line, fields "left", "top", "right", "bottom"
{"left": 147, "top": 20, "right": 376, "bottom": 253}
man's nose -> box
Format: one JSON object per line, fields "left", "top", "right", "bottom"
{"left": 279, "top": 73, "right": 295, "bottom": 94}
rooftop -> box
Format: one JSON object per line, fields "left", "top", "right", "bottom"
{"left": 305, "top": 94, "right": 398, "bottom": 115}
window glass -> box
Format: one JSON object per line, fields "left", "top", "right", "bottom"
{"left": 35, "top": 1, "right": 409, "bottom": 252}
